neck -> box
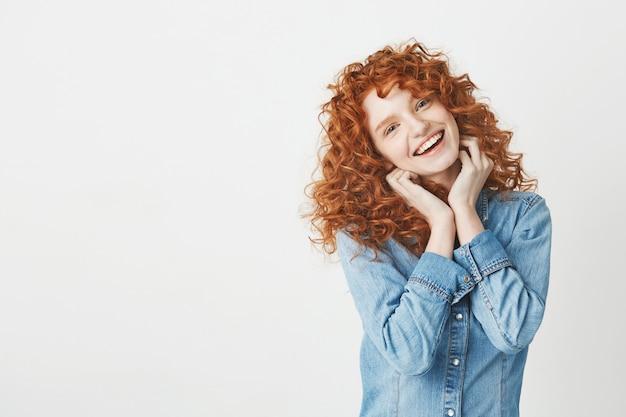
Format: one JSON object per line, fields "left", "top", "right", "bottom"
{"left": 428, "top": 160, "right": 462, "bottom": 190}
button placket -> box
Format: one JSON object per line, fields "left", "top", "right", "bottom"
{"left": 443, "top": 299, "right": 469, "bottom": 417}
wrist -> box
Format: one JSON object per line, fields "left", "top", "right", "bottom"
{"left": 453, "top": 208, "right": 484, "bottom": 245}
{"left": 425, "top": 214, "right": 456, "bottom": 259}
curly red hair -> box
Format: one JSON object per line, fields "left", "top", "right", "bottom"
{"left": 304, "top": 40, "right": 536, "bottom": 256}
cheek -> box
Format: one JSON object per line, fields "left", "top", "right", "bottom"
{"left": 376, "top": 142, "right": 403, "bottom": 163}
{"left": 381, "top": 147, "right": 411, "bottom": 171}
{"left": 447, "top": 112, "right": 460, "bottom": 131}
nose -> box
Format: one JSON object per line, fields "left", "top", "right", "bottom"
{"left": 407, "top": 114, "right": 429, "bottom": 138}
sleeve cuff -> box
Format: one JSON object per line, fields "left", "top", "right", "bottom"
{"left": 453, "top": 230, "right": 512, "bottom": 282}
{"left": 409, "top": 252, "right": 475, "bottom": 304}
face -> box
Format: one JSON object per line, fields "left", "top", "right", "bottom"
{"left": 363, "top": 85, "right": 461, "bottom": 184}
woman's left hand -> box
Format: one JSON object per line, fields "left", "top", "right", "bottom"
{"left": 448, "top": 136, "right": 494, "bottom": 244}
{"left": 448, "top": 136, "right": 494, "bottom": 210}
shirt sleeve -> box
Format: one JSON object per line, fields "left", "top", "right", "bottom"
{"left": 337, "top": 230, "right": 473, "bottom": 375}
{"left": 454, "top": 195, "right": 552, "bottom": 354}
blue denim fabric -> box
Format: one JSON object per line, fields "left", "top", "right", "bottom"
{"left": 337, "top": 190, "right": 551, "bottom": 417}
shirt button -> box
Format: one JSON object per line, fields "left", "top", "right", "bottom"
{"left": 447, "top": 409, "right": 455, "bottom": 416}
{"left": 463, "top": 275, "right": 471, "bottom": 283}
{"left": 452, "top": 358, "right": 460, "bottom": 366}
{"left": 455, "top": 313, "right": 463, "bottom": 321}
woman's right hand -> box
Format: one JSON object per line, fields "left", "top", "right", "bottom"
{"left": 386, "top": 168, "right": 456, "bottom": 258}
{"left": 386, "top": 168, "right": 452, "bottom": 226}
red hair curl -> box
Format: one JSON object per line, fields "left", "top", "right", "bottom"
{"left": 304, "top": 40, "right": 536, "bottom": 256}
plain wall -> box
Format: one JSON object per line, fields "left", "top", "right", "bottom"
{"left": 1, "top": 1, "right": 623, "bottom": 416}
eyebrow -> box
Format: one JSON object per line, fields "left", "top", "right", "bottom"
{"left": 373, "top": 115, "right": 395, "bottom": 137}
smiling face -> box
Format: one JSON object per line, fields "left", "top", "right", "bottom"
{"left": 363, "top": 85, "right": 461, "bottom": 186}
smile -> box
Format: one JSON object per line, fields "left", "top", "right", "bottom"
{"left": 415, "top": 131, "right": 444, "bottom": 156}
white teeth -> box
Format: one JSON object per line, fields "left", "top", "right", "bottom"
{"left": 416, "top": 132, "right": 443, "bottom": 155}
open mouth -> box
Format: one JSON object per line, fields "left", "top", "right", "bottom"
{"left": 414, "top": 131, "right": 444, "bottom": 156}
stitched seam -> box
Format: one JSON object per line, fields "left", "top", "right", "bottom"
{"left": 394, "top": 371, "right": 400, "bottom": 417}
{"left": 479, "top": 283, "right": 519, "bottom": 350}
{"left": 499, "top": 353, "right": 504, "bottom": 417}
{"left": 480, "top": 259, "right": 513, "bottom": 276}
{"left": 408, "top": 276, "right": 452, "bottom": 303}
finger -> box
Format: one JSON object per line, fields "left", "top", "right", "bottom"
{"left": 484, "top": 155, "right": 495, "bottom": 171}
{"left": 459, "top": 136, "right": 478, "bottom": 147}
{"left": 460, "top": 138, "right": 481, "bottom": 160}
{"left": 458, "top": 150, "right": 472, "bottom": 167}
{"left": 386, "top": 168, "right": 402, "bottom": 181}
{"left": 480, "top": 151, "right": 493, "bottom": 165}
{"left": 387, "top": 171, "right": 410, "bottom": 191}
{"left": 398, "top": 170, "right": 413, "bottom": 181}
{"left": 459, "top": 137, "right": 478, "bottom": 146}
{"left": 398, "top": 169, "right": 422, "bottom": 185}
{"left": 389, "top": 168, "right": 412, "bottom": 181}
{"left": 394, "top": 172, "right": 413, "bottom": 190}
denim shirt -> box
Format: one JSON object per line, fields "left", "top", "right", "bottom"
{"left": 337, "top": 190, "right": 551, "bottom": 417}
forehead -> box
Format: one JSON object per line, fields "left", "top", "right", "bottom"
{"left": 363, "top": 84, "right": 411, "bottom": 108}
{"left": 362, "top": 86, "right": 413, "bottom": 126}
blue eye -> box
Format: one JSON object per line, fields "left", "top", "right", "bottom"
{"left": 385, "top": 124, "right": 398, "bottom": 135}
{"left": 416, "top": 98, "right": 430, "bottom": 110}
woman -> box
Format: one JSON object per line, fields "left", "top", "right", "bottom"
{"left": 304, "top": 40, "right": 552, "bottom": 416}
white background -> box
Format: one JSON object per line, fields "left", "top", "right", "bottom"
{"left": 1, "top": 1, "right": 624, "bottom": 416}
